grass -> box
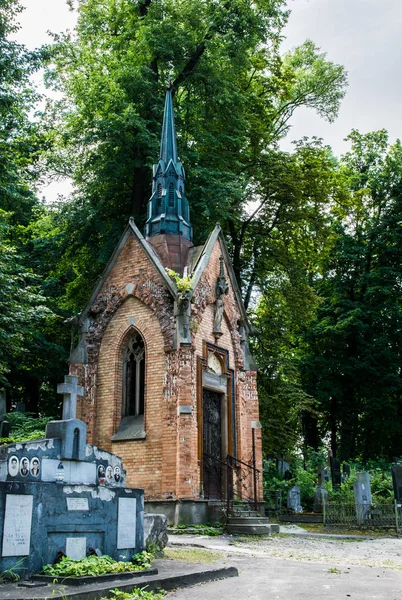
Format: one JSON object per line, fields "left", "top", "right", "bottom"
{"left": 298, "top": 523, "right": 399, "bottom": 537}
{"left": 100, "top": 588, "right": 165, "bottom": 600}
{"left": 161, "top": 548, "right": 224, "bottom": 563}
{"left": 172, "top": 524, "right": 223, "bottom": 536}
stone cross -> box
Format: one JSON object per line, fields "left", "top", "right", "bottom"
{"left": 317, "top": 465, "right": 326, "bottom": 488}
{"left": 57, "top": 375, "right": 84, "bottom": 421}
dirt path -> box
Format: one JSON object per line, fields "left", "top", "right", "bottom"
{"left": 169, "top": 530, "right": 402, "bottom": 570}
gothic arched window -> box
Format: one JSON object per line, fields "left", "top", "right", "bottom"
{"left": 122, "top": 333, "right": 145, "bottom": 419}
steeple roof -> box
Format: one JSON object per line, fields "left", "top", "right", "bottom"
{"left": 159, "top": 88, "right": 178, "bottom": 164}
{"left": 144, "top": 87, "right": 193, "bottom": 257}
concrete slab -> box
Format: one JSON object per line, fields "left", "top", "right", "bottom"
{"left": 0, "top": 560, "right": 238, "bottom": 599}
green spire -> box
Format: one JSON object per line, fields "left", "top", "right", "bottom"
{"left": 145, "top": 88, "right": 192, "bottom": 242}
{"left": 160, "top": 87, "right": 178, "bottom": 164}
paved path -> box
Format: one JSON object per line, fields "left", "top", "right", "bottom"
{"left": 167, "top": 533, "right": 402, "bottom": 600}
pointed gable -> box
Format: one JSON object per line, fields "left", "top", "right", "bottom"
{"left": 80, "top": 218, "right": 176, "bottom": 321}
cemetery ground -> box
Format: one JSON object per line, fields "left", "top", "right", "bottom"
{"left": 0, "top": 528, "right": 401, "bottom": 599}
{"left": 165, "top": 527, "right": 402, "bottom": 600}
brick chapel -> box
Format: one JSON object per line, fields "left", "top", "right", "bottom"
{"left": 69, "top": 89, "right": 263, "bottom": 523}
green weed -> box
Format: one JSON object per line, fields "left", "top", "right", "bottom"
{"left": 42, "top": 552, "right": 153, "bottom": 578}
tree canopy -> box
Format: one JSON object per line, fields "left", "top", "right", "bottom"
{"left": 2, "top": 0, "right": 402, "bottom": 463}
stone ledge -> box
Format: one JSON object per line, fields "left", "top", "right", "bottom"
{"left": 30, "top": 567, "right": 158, "bottom": 586}
{"left": 0, "top": 560, "right": 238, "bottom": 600}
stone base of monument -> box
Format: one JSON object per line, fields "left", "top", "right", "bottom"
{"left": 0, "top": 435, "right": 144, "bottom": 577}
{"left": 0, "top": 374, "right": 146, "bottom": 578}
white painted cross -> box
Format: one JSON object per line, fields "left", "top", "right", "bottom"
{"left": 57, "top": 375, "right": 84, "bottom": 421}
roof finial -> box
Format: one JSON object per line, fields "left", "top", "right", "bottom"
{"left": 159, "top": 85, "right": 178, "bottom": 164}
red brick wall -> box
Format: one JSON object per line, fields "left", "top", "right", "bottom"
{"left": 71, "top": 230, "right": 263, "bottom": 502}
{"left": 192, "top": 238, "right": 263, "bottom": 500}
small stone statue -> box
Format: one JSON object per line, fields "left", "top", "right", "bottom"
{"left": 213, "top": 256, "right": 229, "bottom": 336}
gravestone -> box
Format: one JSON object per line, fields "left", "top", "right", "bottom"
{"left": 313, "top": 466, "right": 328, "bottom": 513}
{"left": 287, "top": 486, "right": 302, "bottom": 513}
{"left": 277, "top": 460, "right": 290, "bottom": 475}
{"left": 343, "top": 463, "right": 351, "bottom": 480}
{"left": 353, "top": 471, "right": 372, "bottom": 524}
{"left": 0, "top": 374, "right": 145, "bottom": 577}
{"left": 0, "top": 390, "right": 6, "bottom": 415}
{"left": 330, "top": 456, "right": 342, "bottom": 487}
{"left": 0, "top": 390, "right": 10, "bottom": 439}
{"left": 391, "top": 465, "right": 402, "bottom": 503}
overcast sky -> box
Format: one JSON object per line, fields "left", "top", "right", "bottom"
{"left": 12, "top": 0, "right": 402, "bottom": 200}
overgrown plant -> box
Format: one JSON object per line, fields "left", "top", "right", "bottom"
{"left": 101, "top": 588, "right": 164, "bottom": 600}
{"left": 42, "top": 552, "right": 153, "bottom": 578}
{"left": 0, "top": 412, "right": 53, "bottom": 445}
{"left": 174, "top": 524, "right": 223, "bottom": 536}
{"left": 165, "top": 269, "right": 193, "bottom": 295}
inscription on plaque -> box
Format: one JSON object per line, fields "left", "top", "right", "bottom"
{"left": 117, "top": 498, "right": 136, "bottom": 549}
{"left": 66, "top": 537, "right": 87, "bottom": 560}
{"left": 67, "top": 497, "right": 89, "bottom": 511}
{"left": 2, "top": 495, "right": 33, "bottom": 557}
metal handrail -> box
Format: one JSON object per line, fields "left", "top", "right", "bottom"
{"left": 202, "top": 452, "right": 260, "bottom": 515}
{"left": 227, "top": 453, "right": 260, "bottom": 474}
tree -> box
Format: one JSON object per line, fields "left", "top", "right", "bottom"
{"left": 0, "top": 212, "right": 50, "bottom": 397}
{"left": 0, "top": 2, "right": 68, "bottom": 413}
{"left": 0, "top": 0, "right": 43, "bottom": 225}
{"left": 301, "top": 131, "right": 402, "bottom": 461}
{"left": 251, "top": 139, "right": 341, "bottom": 457}
{"left": 40, "top": 0, "right": 347, "bottom": 311}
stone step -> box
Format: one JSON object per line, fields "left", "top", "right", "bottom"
{"left": 226, "top": 522, "right": 280, "bottom": 536}
{"left": 228, "top": 516, "right": 271, "bottom": 525}
{"left": 231, "top": 510, "right": 261, "bottom": 518}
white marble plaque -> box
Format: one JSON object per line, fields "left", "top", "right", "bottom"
{"left": 41, "top": 458, "right": 96, "bottom": 484}
{"left": 66, "top": 537, "right": 87, "bottom": 560}
{"left": 117, "top": 498, "right": 136, "bottom": 549}
{"left": 2, "top": 494, "right": 33, "bottom": 557}
{"left": 67, "top": 497, "right": 89, "bottom": 511}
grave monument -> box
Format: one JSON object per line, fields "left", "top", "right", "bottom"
{"left": 313, "top": 465, "right": 328, "bottom": 514}
{"left": 287, "top": 486, "right": 302, "bottom": 513}
{"left": 391, "top": 464, "right": 402, "bottom": 503}
{"left": 353, "top": 471, "right": 372, "bottom": 524}
{"left": 0, "top": 375, "right": 144, "bottom": 577}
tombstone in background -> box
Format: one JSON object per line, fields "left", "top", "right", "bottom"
{"left": 391, "top": 465, "right": 402, "bottom": 503}
{"left": 0, "top": 390, "right": 6, "bottom": 415}
{"left": 287, "top": 486, "right": 302, "bottom": 513}
{"left": 0, "top": 374, "right": 145, "bottom": 577}
{"left": 284, "top": 469, "right": 293, "bottom": 481}
{"left": 330, "top": 456, "right": 342, "bottom": 487}
{"left": 313, "top": 466, "right": 328, "bottom": 513}
{"left": 353, "top": 471, "right": 372, "bottom": 524}
{"left": 277, "top": 460, "right": 290, "bottom": 475}
{"left": 0, "top": 390, "right": 10, "bottom": 439}
{"left": 342, "top": 463, "right": 351, "bottom": 481}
